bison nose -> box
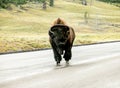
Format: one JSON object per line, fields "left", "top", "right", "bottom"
{"left": 59, "top": 42, "right": 65, "bottom": 49}
{"left": 59, "top": 42, "right": 65, "bottom": 45}
{"left": 59, "top": 43, "right": 64, "bottom": 47}
{"left": 59, "top": 38, "right": 66, "bottom": 42}
{"left": 58, "top": 38, "right": 66, "bottom": 47}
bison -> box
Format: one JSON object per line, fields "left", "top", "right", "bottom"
{"left": 49, "top": 18, "right": 75, "bottom": 66}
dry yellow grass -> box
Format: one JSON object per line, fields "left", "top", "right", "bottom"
{"left": 0, "top": 0, "right": 120, "bottom": 53}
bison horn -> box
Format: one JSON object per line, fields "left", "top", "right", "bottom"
{"left": 49, "top": 30, "right": 54, "bottom": 34}
{"left": 49, "top": 30, "right": 55, "bottom": 39}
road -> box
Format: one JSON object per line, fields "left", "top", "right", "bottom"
{"left": 0, "top": 42, "right": 120, "bottom": 88}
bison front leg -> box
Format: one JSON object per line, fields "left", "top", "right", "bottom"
{"left": 53, "top": 50, "right": 62, "bottom": 66}
{"left": 63, "top": 47, "right": 72, "bottom": 65}
{"left": 51, "top": 42, "right": 62, "bottom": 66}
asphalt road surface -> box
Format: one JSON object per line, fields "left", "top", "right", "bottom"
{"left": 0, "top": 42, "right": 120, "bottom": 88}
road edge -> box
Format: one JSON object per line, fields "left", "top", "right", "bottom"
{"left": 0, "top": 41, "right": 120, "bottom": 55}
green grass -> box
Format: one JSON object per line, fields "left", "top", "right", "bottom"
{"left": 0, "top": 0, "right": 120, "bottom": 53}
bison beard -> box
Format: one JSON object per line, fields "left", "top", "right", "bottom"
{"left": 49, "top": 18, "right": 75, "bottom": 66}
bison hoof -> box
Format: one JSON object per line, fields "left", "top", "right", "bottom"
{"left": 56, "top": 62, "right": 61, "bottom": 66}
{"left": 66, "top": 61, "right": 69, "bottom": 66}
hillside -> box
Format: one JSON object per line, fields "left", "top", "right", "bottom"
{"left": 0, "top": 0, "right": 120, "bottom": 53}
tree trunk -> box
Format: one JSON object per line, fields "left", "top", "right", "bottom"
{"left": 84, "top": 11, "right": 89, "bottom": 24}
{"left": 82, "top": 0, "right": 87, "bottom": 6}
{"left": 42, "top": 1, "right": 47, "bottom": 10}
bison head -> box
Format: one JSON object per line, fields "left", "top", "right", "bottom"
{"left": 49, "top": 24, "right": 70, "bottom": 55}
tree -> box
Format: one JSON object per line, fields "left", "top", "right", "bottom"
{"left": 98, "top": 0, "right": 120, "bottom": 3}
{"left": 0, "top": 0, "right": 27, "bottom": 8}
{"left": 81, "top": 0, "right": 87, "bottom": 6}
{"left": 98, "top": 0, "right": 120, "bottom": 7}
{"left": 49, "top": 0, "right": 54, "bottom": 6}
{"left": 0, "top": 0, "right": 47, "bottom": 9}
{"left": 42, "top": 1, "right": 47, "bottom": 10}
{"left": 0, "top": 0, "right": 9, "bottom": 8}
{"left": 84, "top": 11, "right": 89, "bottom": 24}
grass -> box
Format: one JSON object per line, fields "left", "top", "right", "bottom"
{"left": 0, "top": 0, "right": 120, "bottom": 53}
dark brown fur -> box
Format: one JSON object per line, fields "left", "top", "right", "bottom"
{"left": 49, "top": 18, "right": 75, "bottom": 66}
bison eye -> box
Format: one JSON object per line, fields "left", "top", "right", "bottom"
{"left": 65, "top": 31, "right": 70, "bottom": 37}
{"left": 65, "top": 35, "right": 68, "bottom": 38}
{"left": 67, "top": 31, "right": 70, "bottom": 35}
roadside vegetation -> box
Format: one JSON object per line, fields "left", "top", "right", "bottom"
{"left": 0, "top": 0, "right": 120, "bottom": 53}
